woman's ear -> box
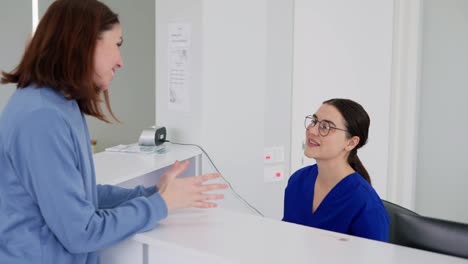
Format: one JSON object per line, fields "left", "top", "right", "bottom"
{"left": 345, "top": 136, "right": 360, "bottom": 151}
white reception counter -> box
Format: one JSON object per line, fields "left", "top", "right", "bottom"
{"left": 94, "top": 143, "right": 468, "bottom": 264}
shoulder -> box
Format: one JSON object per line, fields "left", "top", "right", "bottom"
{"left": 14, "top": 108, "right": 72, "bottom": 146}
{"left": 9, "top": 85, "right": 78, "bottom": 113}
{"left": 340, "top": 173, "right": 387, "bottom": 216}
{"left": 350, "top": 173, "right": 381, "bottom": 201}
{"left": 349, "top": 173, "right": 388, "bottom": 217}
{"left": 4, "top": 86, "right": 78, "bottom": 127}
{"left": 1, "top": 89, "right": 75, "bottom": 151}
{"left": 8, "top": 87, "right": 73, "bottom": 128}
{"left": 287, "top": 164, "right": 317, "bottom": 186}
{"left": 348, "top": 174, "right": 389, "bottom": 241}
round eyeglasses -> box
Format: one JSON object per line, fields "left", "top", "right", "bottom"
{"left": 304, "top": 115, "right": 348, "bottom": 137}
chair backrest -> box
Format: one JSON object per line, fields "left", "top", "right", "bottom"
{"left": 394, "top": 213, "right": 468, "bottom": 259}
{"left": 382, "top": 199, "right": 468, "bottom": 259}
{"left": 381, "top": 200, "right": 419, "bottom": 243}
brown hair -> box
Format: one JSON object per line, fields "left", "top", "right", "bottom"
{"left": 1, "top": 0, "right": 119, "bottom": 122}
{"left": 323, "top": 98, "right": 371, "bottom": 184}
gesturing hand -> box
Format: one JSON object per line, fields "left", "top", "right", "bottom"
{"left": 157, "top": 160, "right": 228, "bottom": 212}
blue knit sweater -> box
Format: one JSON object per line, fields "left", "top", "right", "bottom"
{"left": 0, "top": 86, "right": 168, "bottom": 264}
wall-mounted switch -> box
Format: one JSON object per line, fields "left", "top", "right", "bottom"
{"left": 264, "top": 166, "right": 284, "bottom": 182}
{"left": 264, "top": 146, "right": 285, "bottom": 164}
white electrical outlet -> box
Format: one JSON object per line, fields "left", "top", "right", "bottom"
{"left": 264, "top": 146, "right": 285, "bottom": 164}
{"left": 264, "top": 166, "right": 284, "bottom": 182}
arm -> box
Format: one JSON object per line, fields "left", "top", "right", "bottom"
{"left": 282, "top": 169, "right": 302, "bottom": 222}
{"left": 97, "top": 184, "right": 157, "bottom": 209}
{"left": 282, "top": 180, "right": 292, "bottom": 222}
{"left": 351, "top": 207, "right": 390, "bottom": 242}
{"left": 11, "top": 109, "right": 167, "bottom": 254}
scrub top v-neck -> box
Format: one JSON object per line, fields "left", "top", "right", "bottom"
{"left": 283, "top": 164, "right": 389, "bottom": 242}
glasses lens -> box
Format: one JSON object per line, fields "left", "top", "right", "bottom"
{"left": 318, "top": 121, "right": 330, "bottom": 136}
{"left": 304, "top": 116, "right": 313, "bottom": 129}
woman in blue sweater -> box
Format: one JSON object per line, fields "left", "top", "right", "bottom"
{"left": 0, "top": 1, "right": 227, "bottom": 263}
{"left": 283, "top": 99, "right": 389, "bottom": 241}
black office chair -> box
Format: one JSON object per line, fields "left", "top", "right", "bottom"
{"left": 393, "top": 213, "right": 468, "bottom": 259}
{"left": 381, "top": 200, "right": 419, "bottom": 243}
{"left": 382, "top": 199, "right": 468, "bottom": 259}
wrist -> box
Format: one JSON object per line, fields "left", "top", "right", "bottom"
{"left": 159, "top": 191, "right": 173, "bottom": 212}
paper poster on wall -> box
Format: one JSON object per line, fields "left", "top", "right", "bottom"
{"left": 168, "top": 22, "right": 191, "bottom": 112}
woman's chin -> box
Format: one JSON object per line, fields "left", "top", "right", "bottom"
{"left": 99, "top": 84, "right": 110, "bottom": 92}
{"left": 304, "top": 150, "right": 317, "bottom": 159}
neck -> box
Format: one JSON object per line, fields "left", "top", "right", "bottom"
{"left": 316, "top": 159, "right": 355, "bottom": 188}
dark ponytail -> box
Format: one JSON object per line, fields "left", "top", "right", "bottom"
{"left": 323, "top": 99, "right": 371, "bottom": 184}
{"left": 347, "top": 149, "right": 371, "bottom": 184}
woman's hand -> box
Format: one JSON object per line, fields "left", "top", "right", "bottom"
{"left": 157, "top": 160, "right": 228, "bottom": 212}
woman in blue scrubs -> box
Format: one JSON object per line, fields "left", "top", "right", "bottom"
{"left": 283, "top": 99, "right": 389, "bottom": 241}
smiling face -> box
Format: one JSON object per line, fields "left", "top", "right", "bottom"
{"left": 93, "top": 23, "right": 123, "bottom": 91}
{"left": 304, "top": 104, "right": 359, "bottom": 163}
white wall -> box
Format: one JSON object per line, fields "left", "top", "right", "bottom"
{"left": 156, "top": 0, "right": 293, "bottom": 219}
{"left": 292, "top": 0, "right": 394, "bottom": 198}
{"left": 264, "top": 0, "right": 294, "bottom": 218}
{"left": 37, "top": 0, "right": 156, "bottom": 152}
{"left": 386, "top": 0, "right": 423, "bottom": 210}
{"left": 0, "top": 1, "right": 31, "bottom": 114}
{"left": 155, "top": 0, "right": 204, "bottom": 144}
{"left": 201, "top": 0, "right": 268, "bottom": 216}
{"left": 416, "top": 0, "right": 468, "bottom": 223}
{"left": 88, "top": 0, "right": 156, "bottom": 151}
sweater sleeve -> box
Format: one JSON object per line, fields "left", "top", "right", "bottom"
{"left": 10, "top": 109, "right": 168, "bottom": 254}
{"left": 97, "top": 184, "right": 158, "bottom": 209}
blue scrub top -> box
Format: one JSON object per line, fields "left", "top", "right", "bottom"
{"left": 283, "top": 164, "right": 389, "bottom": 242}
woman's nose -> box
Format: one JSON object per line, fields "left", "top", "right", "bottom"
{"left": 306, "top": 124, "right": 319, "bottom": 136}
{"left": 116, "top": 53, "right": 124, "bottom": 69}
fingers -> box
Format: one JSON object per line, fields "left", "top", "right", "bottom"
{"left": 190, "top": 190, "right": 225, "bottom": 209}
{"left": 197, "top": 193, "right": 225, "bottom": 201}
{"left": 192, "top": 201, "right": 218, "bottom": 208}
{"left": 193, "top": 173, "right": 221, "bottom": 184}
{"left": 197, "top": 183, "right": 229, "bottom": 192}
